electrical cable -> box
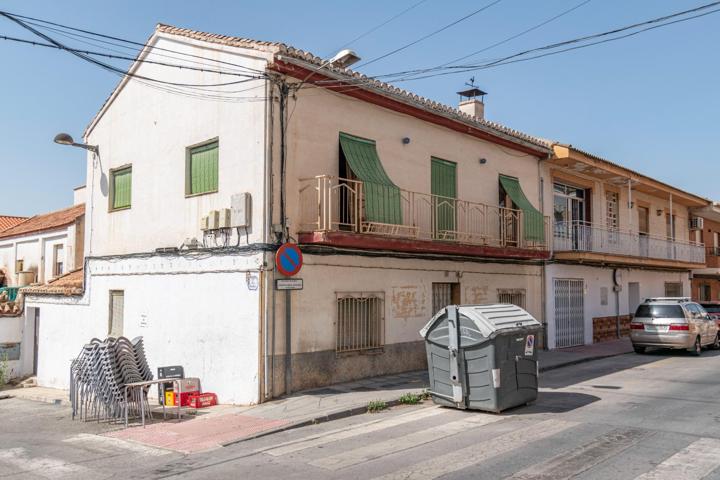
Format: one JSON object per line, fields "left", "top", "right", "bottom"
{"left": 356, "top": 0, "right": 507, "bottom": 68}
{"left": 0, "top": 12, "right": 267, "bottom": 88}
{"left": 330, "top": 0, "right": 430, "bottom": 53}
{"left": 313, "top": 0, "right": 720, "bottom": 89}
{"left": 0, "top": 9, "right": 266, "bottom": 75}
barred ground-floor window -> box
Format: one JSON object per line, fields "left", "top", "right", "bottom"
{"left": 336, "top": 292, "right": 385, "bottom": 353}
{"left": 497, "top": 288, "right": 527, "bottom": 309}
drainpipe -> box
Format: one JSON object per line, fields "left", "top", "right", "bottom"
{"left": 262, "top": 76, "right": 275, "bottom": 402}
{"left": 539, "top": 152, "right": 550, "bottom": 349}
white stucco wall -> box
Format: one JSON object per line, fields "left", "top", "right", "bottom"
{"left": 544, "top": 263, "right": 690, "bottom": 349}
{"left": 25, "top": 252, "right": 264, "bottom": 405}
{"left": 0, "top": 228, "right": 77, "bottom": 286}
{"left": 84, "top": 35, "right": 271, "bottom": 257}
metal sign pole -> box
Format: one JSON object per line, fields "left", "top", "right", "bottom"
{"left": 284, "top": 289, "right": 292, "bottom": 395}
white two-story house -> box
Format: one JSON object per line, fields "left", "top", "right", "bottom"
{"left": 25, "top": 24, "right": 555, "bottom": 404}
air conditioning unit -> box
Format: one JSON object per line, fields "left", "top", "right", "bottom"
{"left": 689, "top": 217, "right": 704, "bottom": 230}
{"left": 231, "top": 193, "right": 252, "bottom": 228}
{"left": 207, "top": 210, "right": 220, "bottom": 230}
{"left": 218, "top": 208, "right": 232, "bottom": 229}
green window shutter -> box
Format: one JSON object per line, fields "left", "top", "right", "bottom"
{"left": 339, "top": 133, "right": 402, "bottom": 225}
{"left": 431, "top": 158, "right": 457, "bottom": 234}
{"left": 112, "top": 167, "right": 132, "bottom": 209}
{"left": 499, "top": 175, "right": 544, "bottom": 242}
{"left": 189, "top": 141, "right": 219, "bottom": 195}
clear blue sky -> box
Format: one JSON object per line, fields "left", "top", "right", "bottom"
{"left": 1, "top": 0, "right": 718, "bottom": 216}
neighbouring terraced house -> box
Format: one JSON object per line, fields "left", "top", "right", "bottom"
{"left": 0, "top": 188, "right": 84, "bottom": 379}
{"left": 19, "top": 24, "right": 712, "bottom": 404}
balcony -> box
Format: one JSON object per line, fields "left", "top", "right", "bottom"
{"left": 553, "top": 221, "right": 706, "bottom": 267}
{"left": 705, "top": 246, "right": 720, "bottom": 269}
{"left": 298, "top": 175, "right": 550, "bottom": 259}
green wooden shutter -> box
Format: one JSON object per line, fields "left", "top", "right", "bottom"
{"left": 189, "top": 141, "right": 219, "bottom": 195}
{"left": 499, "top": 175, "right": 544, "bottom": 242}
{"left": 431, "top": 158, "right": 457, "bottom": 235}
{"left": 112, "top": 167, "right": 132, "bottom": 209}
{"left": 339, "top": 133, "right": 402, "bottom": 225}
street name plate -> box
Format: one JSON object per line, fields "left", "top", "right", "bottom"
{"left": 276, "top": 278, "right": 303, "bottom": 290}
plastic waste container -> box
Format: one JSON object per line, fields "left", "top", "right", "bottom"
{"left": 420, "top": 304, "right": 542, "bottom": 413}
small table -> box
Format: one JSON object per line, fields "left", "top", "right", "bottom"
{"left": 123, "top": 377, "right": 199, "bottom": 428}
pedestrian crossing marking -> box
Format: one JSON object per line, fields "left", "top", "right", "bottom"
{"left": 264, "top": 406, "right": 445, "bottom": 456}
{"left": 634, "top": 437, "right": 720, "bottom": 480}
{"left": 507, "top": 428, "right": 651, "bottom": 479}
{"left": 0, "top": 447, "right": 88, "bottom": 478}
{"left": 372, "top": 419, "right": 579, "bottom": 480}
{"left": 310, "top": 412, "right": 505, "bottom": 470}
{"left": 63, "top": 433, "right": 172, "bottom": 456}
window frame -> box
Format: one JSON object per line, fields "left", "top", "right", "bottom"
{"left": 185, "top": 138, "right": 219, "bottom": 198}
{"left": 335, "top": 291, "right": 385, "bottom": 354}
{"left": 52, "top": 244, "right": 64, "bottom": 278}
{"left": 108, "top": 290, "right": 124, "bottom": 338}
{"left": 108, "top": 164, "right": 133, "bottom": 212}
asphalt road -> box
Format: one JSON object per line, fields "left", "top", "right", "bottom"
{"left": 3, "top": 349, "right": 720, "bottom": 479}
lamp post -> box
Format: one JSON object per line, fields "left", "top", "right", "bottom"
{"left": 53, "top": 133, "right": 99, "bottom": 257}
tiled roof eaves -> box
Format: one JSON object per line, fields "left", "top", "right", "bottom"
{"left": 21, "top": 268, "right": 84, "bottom": 296}
{"left": 0, "top": 204, "right": 84, "bottom": 241}
{"left": 87, "top": 23, "right": 550, "bottom": 153}
{"left": 557, "top": 143, "right": 710, "bottom": 204}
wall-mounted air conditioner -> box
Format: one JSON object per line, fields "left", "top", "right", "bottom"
{"left": 218, "top": 208, "right": 232, "bottom": 229}
{"left": 207, "top": 210, "right": 220, "bottom": 230}
{"left": 231, "top": 193, "right": 252, "bottom": 228}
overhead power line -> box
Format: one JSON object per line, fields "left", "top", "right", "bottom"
{"left": 356, "top": 0, "right": 507, "bottom": 68}
{"left": 0, "top": 11, "right": 269, "bottom": 92}
{"left": 318, "top": 0, "right": 720, "bottom": 88}
{"left": 0, "top": 9, "right": 266, "bottom": 75}
{"left": 331, "top": 0, "right": 430, "bottom": 53}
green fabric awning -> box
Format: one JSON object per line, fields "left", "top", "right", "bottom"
{"left": 340, "top": 132, "right": 402, "bottom": 225}
{"left": 499, "top": 175, "right": 545, "bottom": 242}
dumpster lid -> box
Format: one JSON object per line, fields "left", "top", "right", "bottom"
{"left": 420, "top": 304, "right": 540, "bottom": 338}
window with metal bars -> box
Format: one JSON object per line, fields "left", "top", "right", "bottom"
{"left": 336, "top": 292, "right": 384, "bottom": 353}
{"left": 497, "top": 288, "right": 526, "bottom": 309}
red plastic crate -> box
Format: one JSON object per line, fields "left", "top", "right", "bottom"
{"left": 188, "top": 392, "right": 218, "bottom": 408}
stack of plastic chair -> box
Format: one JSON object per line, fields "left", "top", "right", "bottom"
{"left": 69, "top": 336, "right": 154, "bottom": 423}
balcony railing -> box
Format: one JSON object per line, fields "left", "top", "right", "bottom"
{"left": 707, "top": 246, "right": 720, "bottom": 257}
{"left": 299, "top": 175, "right": 550, "bottom": 250}
{"left": 553, "top": 221, "right": 705, "bottom": 264}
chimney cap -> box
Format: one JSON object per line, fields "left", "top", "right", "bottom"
{"left": 457, "top": 87, "right": 487, "bottom": 100}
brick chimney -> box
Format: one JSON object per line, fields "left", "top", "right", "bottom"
{"left": 457, "top": 86, "right": 487, "bottom": 120}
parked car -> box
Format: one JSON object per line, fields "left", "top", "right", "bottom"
{"left": 698, "top": 301, "right": 720, "bottom": 330}
{"left": 630, "top": 297, "right": 719, "bottom": 355}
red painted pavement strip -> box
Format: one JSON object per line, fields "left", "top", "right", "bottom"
{"left": 106, "top": 414, "right": 289, "bottom": 453}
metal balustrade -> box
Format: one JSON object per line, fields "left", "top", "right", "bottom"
{"left": 553, "top": 221, "right": 705, "bottom": 264}
{"left": 299, "top": 175, "right": 550, "bottom": 250}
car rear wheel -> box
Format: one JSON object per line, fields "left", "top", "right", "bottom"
{"left": 691, "top": 336, "right": 702, "bottom": 356}
{"left": 633, "top": 345, "right": 646, "bottom": 354}
{"left": 713, "top": 334, "right": 720, "bottom": 350}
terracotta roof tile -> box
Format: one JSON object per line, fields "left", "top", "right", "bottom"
{"left": 21, "top": 267, "right": 84, "bottom": 296}
{"left": 0, "top": 204, "right": 84, "bottom": 240}
{"left": 0, "top": 216, "right": 28, "bottom": 232}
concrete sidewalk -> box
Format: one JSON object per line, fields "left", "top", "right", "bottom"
{"left": 3, "top": 338, "right": 633, "bottom": 453}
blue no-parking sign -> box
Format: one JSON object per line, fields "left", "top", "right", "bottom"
{"left": 275, "top": 243, "right": 303, "bottom": 277}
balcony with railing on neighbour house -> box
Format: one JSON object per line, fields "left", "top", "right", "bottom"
{"left": 552, "top": 220, "right": 706, "bottom": 266}
{"left": 298, "top": 175, "right": 551, "bottom": 259}
{"left": 548, "top": 144, "right": 709, "bottom": 269}
{"left": 706, "top": 246, "right": 720, "bottom": 268}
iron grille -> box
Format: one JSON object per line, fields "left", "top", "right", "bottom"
{"left": 336, "top": 292, "right": 385, "bottom": 353}
{"left": 554, "top": 279, "right": 585, "bottom": 348}
{"left": 497, "top": 289, "right": 526, "bottom": 309}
